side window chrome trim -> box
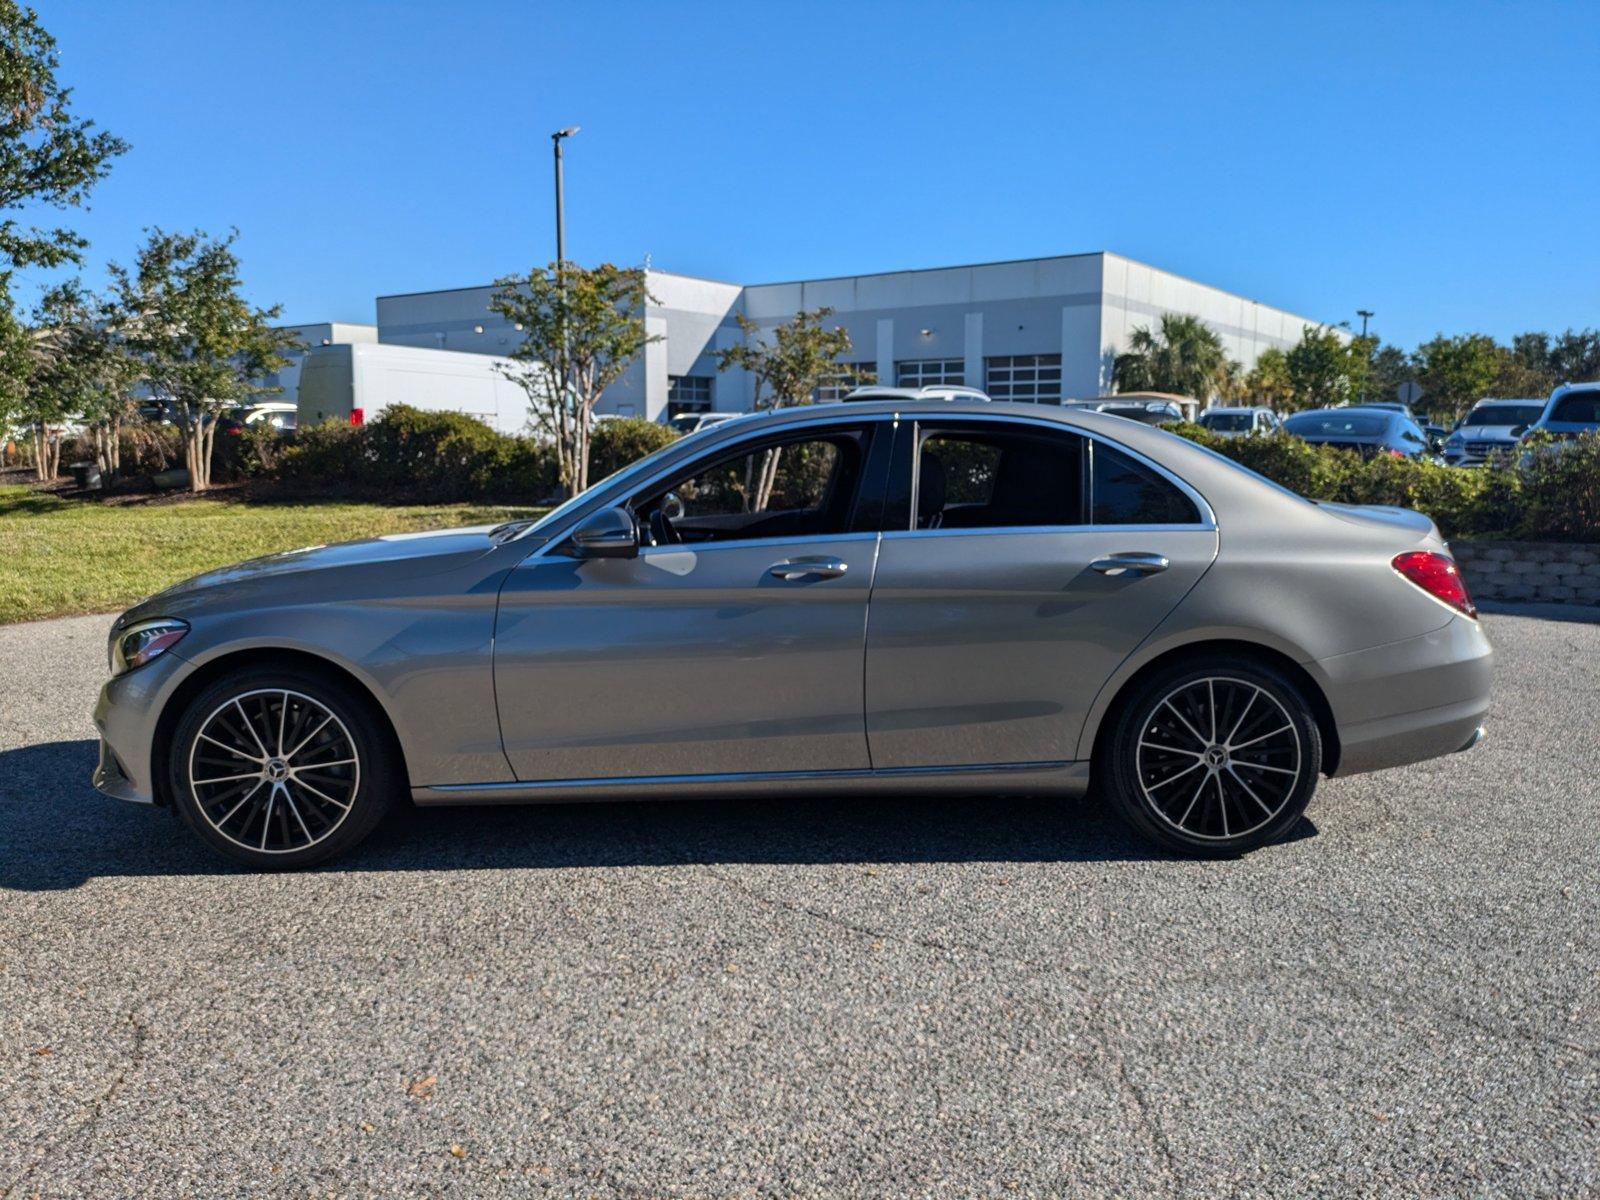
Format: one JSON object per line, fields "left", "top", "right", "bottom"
{"left": 538, "top": 530, "right": 882, "bottom": 564}
{"left": 909, "top": 412, "right": 1217, "bottom": 530}
{"left": 882, "top": 523, "right": 1216, "bottom": 541}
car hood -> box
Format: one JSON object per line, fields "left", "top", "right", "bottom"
{"left": 1453, "top": 425, "right": 1524, "bottom": 441}
{"left": 123, "top": 524, "right": 508, "bottom": 622}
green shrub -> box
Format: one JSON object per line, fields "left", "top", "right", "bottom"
{"left": 1163, "top": 422, "right": 1526, "bottom": 541}
{"left": 276, "top": 406, "right": 560, "bottom": 504}
{"left": 1517, "top": 432, "right": 1600, "bottom": 541}
{"left": 589, "top": 417, "right": 679, "bottom": 482}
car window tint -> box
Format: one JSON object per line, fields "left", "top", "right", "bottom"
{"left": 1090, "top": 443, "right": 1201, "bottom": 525}
{"left": 635, "top": 432, "right": 864, "bottom": 545}
{"left": 916, "top": 428, "right": 1084, "bottom": 529}
{"left": 1551, "top": 392, "right": 1600, "bottom": 424}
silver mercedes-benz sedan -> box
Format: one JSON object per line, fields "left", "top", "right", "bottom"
{"left": 93, "top": 400, "right": 1493, "bottom": 867}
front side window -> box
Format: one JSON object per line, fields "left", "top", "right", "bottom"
{"left": 633, "top": 429, "right": 868, "bottom": 546}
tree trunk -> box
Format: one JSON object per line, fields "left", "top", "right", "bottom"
{"left": 187, "top": 418, "right": 208, "bottom": 493}
{"left": 754, "top": 444, "right": 783, "bottom": 512}
{"left": 108, "top": 414, "right": 123, "bottom": 479}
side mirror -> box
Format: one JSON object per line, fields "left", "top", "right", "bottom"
{"left": 570, "top": 506, "right": 639, "bottom": 559}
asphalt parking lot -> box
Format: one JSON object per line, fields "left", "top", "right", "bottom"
{"left": 1, "top": 608, "right": 1596, "bottom": 1198}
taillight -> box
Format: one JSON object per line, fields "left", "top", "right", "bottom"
{"left": 1386, "top": 448, "right": 1405, "bottom": 459}
{"left": 349, "top": 407, "right": 365, "bottom": 427}
{"left": 1392, "top": 551, "right": 1477, "bottom": 619}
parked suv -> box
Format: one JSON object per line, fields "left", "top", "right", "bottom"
{"left": 842, "top": 384, "right": 991, "bottom": 403}
{"left": 1527, "top": 383, "right": 1600, "bottom": 443}
{"left": 1198, "top": 406, "right": 1282, "bottom": 438}
{"left": 1441, "top": 398, "right": 1546, "bottom": 466}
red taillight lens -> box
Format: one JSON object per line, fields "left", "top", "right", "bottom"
{"left": 1392, "top": 551, "right": 1477, "bottom": 618}
{"left": 349, "top": 407, "right": 365, "bottom": 427}
{"left": 1386, "top": 448, "right": 1405, "bottom": 459}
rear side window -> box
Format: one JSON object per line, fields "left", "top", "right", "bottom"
{"left": 1090, "top": 442, "right": 1201, "bottom": 525}
{"left": 917, "top": 429, "right": 1084, "bottom": 529}
{"left": 1551, "top": 391, "right": 1600, "bottom": 424}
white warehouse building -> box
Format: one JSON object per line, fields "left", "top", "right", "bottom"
{"left": 311, "top": 252, "right": 1337, "bottom": 424}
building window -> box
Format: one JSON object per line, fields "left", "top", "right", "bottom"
{"left": 814, "top": 362, "right": 878, "bottom": 402}
{"left": 667, "top": 375, "right": 713, "bottom": 416}
{"left": 985, "top": 354, "right": 1062, "bottom": 403}
{"left": 896, "top": 358, "right": 964, "bottom": 388}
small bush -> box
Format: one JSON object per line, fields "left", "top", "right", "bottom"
{"left": 1517, "top": 432, "right": 1600, "bottom": 541}
{"left": 276, "top": 406, "right": 561, "bottom": 504}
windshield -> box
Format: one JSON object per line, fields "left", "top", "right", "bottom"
{"left": 1284, "top": 412, "right": 1387, "bottom": 438}
{"left": 1465, "top": 404, "right": 1543, "bottom": 427}
{"left": 1201, "top": 412, "right": 1253, "bottom": 432}
{"left": 1550, "top": 392, "right": 1600, "bottom": 425}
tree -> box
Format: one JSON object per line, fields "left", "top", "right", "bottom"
{"left": 0, "top": 2, "right": 127, "bottom": 289}
{"left": 715, "top": 307, "right": 853, "bottom": 508}
{"left": 1111, "top": 313, "right": 1227, "bottom": 401}
{"left": 1367, "top": 342, "right": 1417, "bottom": 408}
{"left": 491, "top": 261, "right": 657, "bottom": 497}
{"left": 1242, "top": 347, "right": 1293, "bottom": 408}
{"left": 1413, "top": 333, "right": 1500, "bottom": 423}
{"left": 0, "top": 300, "right": 42, "bottom": 474}
{"left": 111, "top": 230, "right": 297, "bottom": 491}
{"left": 1283, "top": 325, "right": 1366, "bottom": 411}
{"left": 32, "top": 281, "right": 142, "bottom": 481}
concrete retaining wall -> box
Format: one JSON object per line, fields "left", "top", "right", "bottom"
{"left": 1451, "top": 540, "right": 1600, "bottom": 605}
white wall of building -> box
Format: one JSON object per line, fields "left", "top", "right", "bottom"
{"left": 369, "top": 253, "right": 1341, "bottom": 423}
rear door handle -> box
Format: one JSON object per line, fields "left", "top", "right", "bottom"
{"left": 768, "top": 556, "right": 849, "bottom": 581}
{"left": 1090, "top": 552, "right": 1170, "bottom": 577}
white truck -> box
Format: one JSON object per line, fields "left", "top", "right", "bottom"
{"left": 296, "top": 342, "right": 537, "bottom": 436}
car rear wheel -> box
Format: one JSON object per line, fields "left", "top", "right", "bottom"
{"left": 168, "top": 667, "right": 397, "bottom": 868}
{"left": 1103, "top": 660, "right": 1322, "bottom": 856}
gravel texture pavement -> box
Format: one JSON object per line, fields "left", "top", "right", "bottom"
{"left": 1, "top": 606, "right": 1596, "bottom": 1198}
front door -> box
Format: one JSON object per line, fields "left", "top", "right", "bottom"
{"left": 494, "top": 421, "right": 888, "bottom": 782}
{"left": 864, "top": 418, "right": 1219, "bottom": 769}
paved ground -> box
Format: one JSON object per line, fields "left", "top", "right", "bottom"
{"left": 0, "top": 607, "right": 1596, "bottom": 1198}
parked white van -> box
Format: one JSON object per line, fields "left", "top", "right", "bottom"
{"left": 297, "top": 342, "right": 536, "bottom": 435}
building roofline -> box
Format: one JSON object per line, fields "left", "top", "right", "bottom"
{"left": 744, "top": 251, "right": 1103, "bottom": 291}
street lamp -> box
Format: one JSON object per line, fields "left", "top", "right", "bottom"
{"left": 552, "top": 126, "right": 580, "bottom": 271}
{"left": 1357, "top": 309, "right": 1374, "bottom": 339}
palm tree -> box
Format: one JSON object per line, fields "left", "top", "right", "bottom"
{"left": 1111, "top": 313, "right": 1228, "bottom": 401}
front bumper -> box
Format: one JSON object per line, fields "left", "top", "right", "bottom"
{"left": 91, "top": 647, "right": 193, "bottom": 805}
{"left": 1314, "top": 614, "right": 1493, "bottom": 777}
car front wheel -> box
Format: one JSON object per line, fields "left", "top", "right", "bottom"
{"left": 1103, "top": 660, "right": 1322, "bottom": 856}
{"left": 167, "top": 667, "right": 397, "bottom": 868}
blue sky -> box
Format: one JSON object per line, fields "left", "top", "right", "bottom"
{"left": 25, "top": 0, "right": 1600, "bottom": 348}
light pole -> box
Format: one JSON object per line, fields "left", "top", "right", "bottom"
{"left": 1356, "top": 310, "right": 1374, "bottom": 403}
{"left": 1356, "top": 309, "right": 1374, "bottom": 339}
{"left": 552, "top": 126, "right": 579, "bottom": 273}
{"left": 551, "top": 126, "right": 579, "bottom": 469}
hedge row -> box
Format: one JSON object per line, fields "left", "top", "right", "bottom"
{"left": 267, "top": 407, "right": 679, "bottom": 504}
{"left": 1167, "top": 423, "right": 1600, "bottom": 542}
{"left": 242, "top": 405, "right": 1598, "bottom": 543}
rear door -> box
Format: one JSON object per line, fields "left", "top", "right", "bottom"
{"left": 864, "top": 416, "right": 1218, "bottom": 769}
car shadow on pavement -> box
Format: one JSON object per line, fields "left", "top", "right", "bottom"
{"left": 0, "top": 740, "right": 1317, "bottom": 891}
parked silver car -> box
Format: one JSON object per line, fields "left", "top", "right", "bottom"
{"left": 94, "top": 401, "right": 1492, "bottom": 867}
{"left": 1198, "top": 406, "right": 1282, "bottom": 438}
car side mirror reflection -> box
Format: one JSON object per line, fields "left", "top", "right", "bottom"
{"left": 570, "top": 507, "right": 639, "bottom": 559}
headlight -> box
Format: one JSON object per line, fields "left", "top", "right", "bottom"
{"left": 109, "top": 618, "right": 189, "bottom": 676}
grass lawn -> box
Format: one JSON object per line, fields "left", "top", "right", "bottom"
{"left": 0, "top": 484, "right": 544, "bottom": 625}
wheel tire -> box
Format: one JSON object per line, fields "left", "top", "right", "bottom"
{"left": 1102, "top": 658, "right": 1322, "bottom": 857}
{"left": 167, "top": 666, "right": 399, "bottom": 869}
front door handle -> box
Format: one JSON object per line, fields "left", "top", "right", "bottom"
{"left": 1090, "top": 552, "right": 1170, "bottom": 577}
{"left": 768, "top": 556, "right": 849, "bottom": 581}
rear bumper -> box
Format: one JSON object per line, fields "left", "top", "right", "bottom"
{"left": 1314, "top": 615, "right": 1493, "bottom": 777}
